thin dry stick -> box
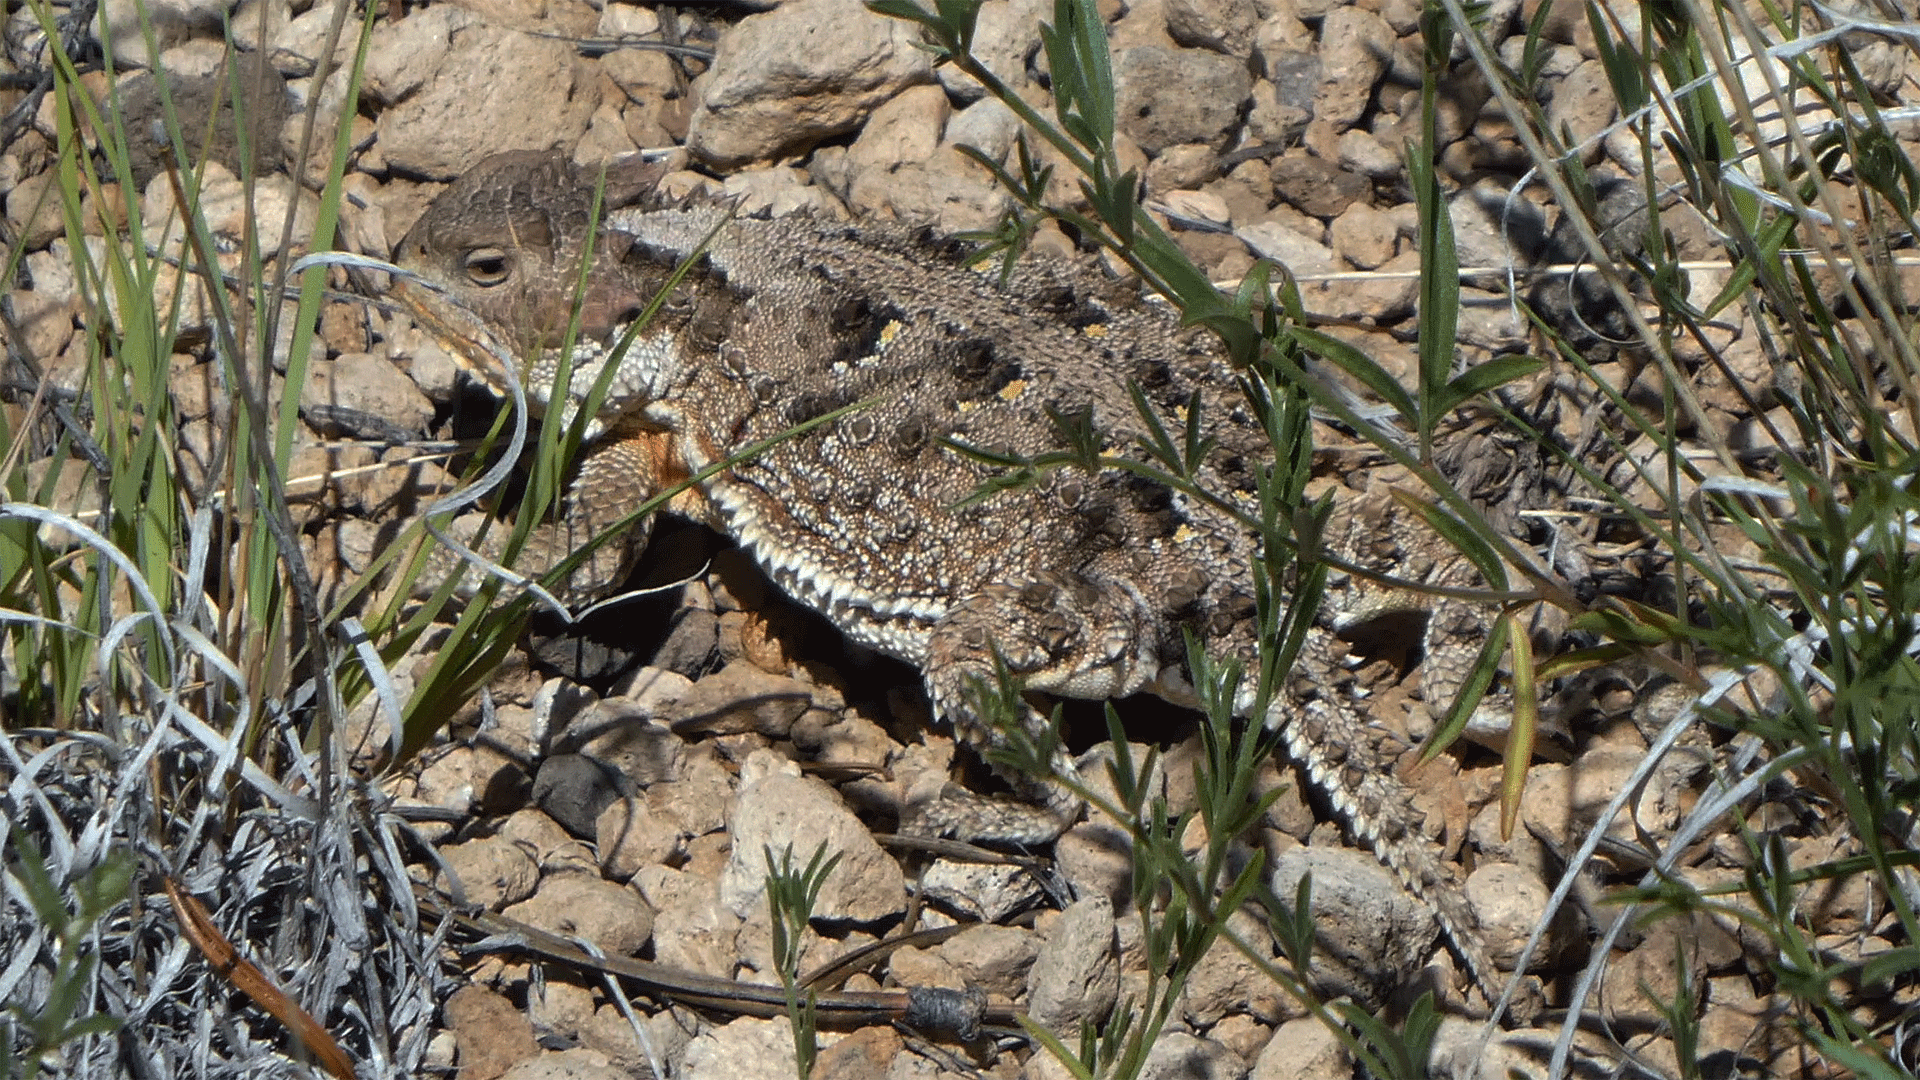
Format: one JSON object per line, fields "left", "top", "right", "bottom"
{"left": 163, "top": 877, "right": 357, "bottom": 1080}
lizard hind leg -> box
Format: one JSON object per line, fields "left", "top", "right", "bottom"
{"left": 908, "top": 571, "right": 1169, "bottom": 846}
{"left": 1274, "top": 628, "right": 1515, "bottom": 1007}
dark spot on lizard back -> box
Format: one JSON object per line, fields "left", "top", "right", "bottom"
{"left": 827, "top": 293, "right": 907, "bottom": 366}
{"left": 891, "top": 415, "right": 931, "bottom": 459}
{"left": 950, "top": 337, "right": 1022, "bottom": 398}
{"left": 687, "top": 287, "right": 741, "bottom": 351}
{"left": 913, "top": 226, "right": 974, "bottom": 264}
{"left": 784, "top": 386, "right": 858, "bottom": 430}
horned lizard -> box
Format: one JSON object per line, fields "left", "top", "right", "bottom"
{"left": 387, "top": 149, "right": 1527, "bottom": 1007}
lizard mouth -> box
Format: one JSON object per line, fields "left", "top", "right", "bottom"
{"left": 386, "top": 270, "right": 653, "bottom": 424}
{"left": 384, "top": 265, "right": 670, "bottom": 445}
{"left": 386, "top": 274, "right": 527, "bottom": 402}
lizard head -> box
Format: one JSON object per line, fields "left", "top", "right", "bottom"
{"left": 388, "top": 149, "right": 665, "bottom": 410}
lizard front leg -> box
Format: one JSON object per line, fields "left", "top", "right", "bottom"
{"left": 424, "top": 432, "right": 664, "bottom": 608}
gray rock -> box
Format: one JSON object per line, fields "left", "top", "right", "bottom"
{"left": 596, "top": 795, "right": 682, "bottom": 881}
{"left": 1270, "top": 148, "right": 1370, "bottom": 218}
{"left": 1146, "top": 143, "right": 1225, "bottom": 192}
{"left": 653, "top": 607, "right": 719, "bottom": 678}
{"left": 1337, "top": 128, "right": 1404, "bottom": 179}
{"left": 1465, "top": 861, "right": 1582, "bottom": 972}
{"left": 945, "top": 97, "right": 1024, "bottom": 164}
{"left": 299, "top": 352, "right": 434, "bottom": 441}
{"left": 1234, "top": 218, "right": 1340, "bottom": 312}
{"left": 4, "top": 288, "right": 73, "bottom": 364}
{"left": 1251, "top": 1016, "right": 1348, "bottom": 1080}
{"left": 937, "top": 0, "right": 1047, "bottom": 101}
{"left": 271, "top": 4, "right": 356, "bottom": 77}
{"left": 1448, "top": 180, "right": 1552, "bottom": 274}
{"left": 1547, "top": 59, "right": 1619, "bottom": 162}
{"left": 1425, "top": 1018, "right": 1554, "bottom": 1080}
{"left": 96, "top": 0, "right": 238, "bottom": 68}
{"left": 918, "top": 857, "right": 1045, "bottom": 922}
{"left": 719, "top": 750, "right": 905, "bottom": 924}
{"left": 137, "top": 161, "right": 315, "bottom": 262}
{"left": 1247, "top": 77, "right": 1311, "bottom": 145}
{"left": 687, "top": 0, "right": 933, "bottom": 167}
{"left": 845, "top": 83, "right": 949, "bottom": 180}
{"left": 1311, "top": 8, "right": 1397, "bottom": 130}
{"left": 1269, "top": 845, "right": 1440, "bottom": 1002}
{"left": 682, "top": 1017, "right": 796, "bottom": 1079}
{"left": 5, "top": 170, "right": 67, "bottom": 254}
{"left": 1114, "top": 45, "right": 1253, "bottom": 153}
{"left": 1166, "top": 0, "right": 1260, "bottom": 55}
{"left": 1179, "top": 909, "right": 1295, "bottom": 1025}
{"left": 360, "top": 4, "right": 469, "bottom": 107}
{"left": 1267, "top": 49, "right": 1322, "bottom": 119}
{"left": 1330, "top": 200, "right": 1399, "bottom": 269}
{"left": 1255, "top": 7, "right": 1315, "bottom": 71}
{"left": 1139, "top": 1033, "right": 1248, "bottom": 1080}
{"left": 645, "top": 750, "right": 734, "bottom": 839}
{"left": 436, "top": 836, "right": 539, "bottom": 911}
{"left": 639, "top": 865, "right": 741, "bottom": 978}
{"left": 580, "top": 706, "right": 687, "bottom": 786}
{"left": 1519, "top": 0, "right": 1593, "bottom": 49}
{"left": 941, "top": 924, "right": 1040, "bottom": 1000}
{"left": 664, "top": 659, "right": 814, "bottom": 737}
{"left": 1598, "top": 916, "right": 1706, "bottom": 1028}
{"left": 111, "top": 52, "right": 292, "bottom": 191}
{"left": 1027, "top": 894, "right": 1120, "bottom": 1033}
{"left": 377, "top": 24, "right": 595, "bottom": 179}
{"left": 502, "top": 873, "right": 655, "bottom": 957}
{"left": 533, "top": 753, "right": 629, "bottom": 838}
{"left": 444, "top": 985, "right": 539, "bottom": 1080}
{"left": 498, "top": 1048, "right": 631, "bottom": 1080}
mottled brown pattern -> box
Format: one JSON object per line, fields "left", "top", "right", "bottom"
{"left": 388, "top": 149, "right": 1524, "bottom": 1006}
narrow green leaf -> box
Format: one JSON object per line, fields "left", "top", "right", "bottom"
{"left": 1499, "top": 613, "right": 1536, "bottom": 839}
{"left": 1533, "top": 642, "right": 1637, "bottom": 682}
{"left": 1231, "top": 259, "right": 1275, "bottom": 318}
{"left": 37, "top": 952, "right": 92, "bottom": 1043}
{"left": 1586, "top": 0, "right": 1646, "bottom": 112}
{"left": 932, "top": 0, "right": 982, "bottom": 50}
{"left": 1061, "top": 114, "right": 1101, "bottom": 154}
{"left": 74, "top": 849, "right": 134, "bottom": 922}
{"left": 1568, "top": 604, "right": 1680, "bottom": 646}
{"left": 1182, "top": 390, "right": 1211, "bottom": 475}
{"left": 1287, "top": 325, "right": 1419, "bottom": 423}
{"left": 1128, "top": 380, "right": 1185, "bottom": 473}
{"left": 866, "top": 0, "right": 939, "bottom": 27}
{"left": 52, "top": 1013, "right": 123, "bottom": 1043}
{"left": 1518, "top": 0, "right": 1554, "bottom": 85}
{"left": 1861, "top": 946, "right": 1920, "bottom": 989}
{"left": 1434, "top": 355, "right": 1545, "bottom": 415}
{"left": 1701, "top": 213, "right": 1796, "bottom": 319}
{"left": 1420, "top": 617, "right": 1508, "bottom": 763}
{"left": 1018, "top": 1017, "right": 1099, "bottom": 1079}
{"left": 1061, "top": 0, "right": 1114, "bottom": 146}
{"left": 1389, "top": 488, "right": 1508, "bottom": 589}
{"left": 1408, "top": 132, "right": 1460, "bottom": 445}
{"left": 8, "top": 830, "right": 64, "bottom": 925}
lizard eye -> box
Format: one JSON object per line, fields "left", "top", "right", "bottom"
{"left": 462, "top": 247, "right": 511, "bottom": 287}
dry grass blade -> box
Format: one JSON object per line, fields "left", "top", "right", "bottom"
{"left": 162, "top": 877, "right": 357, "bottom": 1080}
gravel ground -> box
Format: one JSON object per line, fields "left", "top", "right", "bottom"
{"left": 2, "top": 0, "right": 1916, "bottom": 1075}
